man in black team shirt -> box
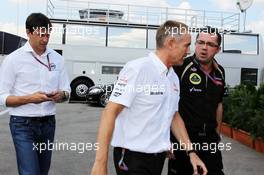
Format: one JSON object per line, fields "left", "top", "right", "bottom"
{"left": 168, "top": 27, "right": 226, "bottom": 175}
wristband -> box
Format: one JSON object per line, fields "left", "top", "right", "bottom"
{"left": 186, "top": 149, "right": 196, "bottom": 156}
{"left": 63, "top": 91, "right": 69, "bottom": 100}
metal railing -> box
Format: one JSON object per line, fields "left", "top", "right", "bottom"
{"left": 47, "top": 0, "right": 240, "bottom": 31}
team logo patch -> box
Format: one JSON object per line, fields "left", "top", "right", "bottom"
{"left": 189, "top": 73, "right": 201, "bottom": 85}
{"left": 191, "top": 67, "right": 197, "bottom": 72}
{"left": 50, "top": 63, "right": 56, "bottom": 71}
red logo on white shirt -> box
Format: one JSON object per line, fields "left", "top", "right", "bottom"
{"left": 173, "top": 83, "right": 178, "bottom": 92}
{"left": 119, "top": 78, "right": 128, "bottom": 84}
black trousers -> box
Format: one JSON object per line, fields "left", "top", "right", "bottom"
{"left": 113, "top": 147, "right": 166, "bottom": 175}
{"left": 168, "top": 130, "right": 224, "bottom": 175}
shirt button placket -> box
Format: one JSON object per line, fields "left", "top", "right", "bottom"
{"left": 39, "top": 57, "right": 45, "bottom": 116}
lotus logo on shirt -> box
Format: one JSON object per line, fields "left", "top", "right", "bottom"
{"left": 189, "top": 73, "right": 201, "bottom": 85}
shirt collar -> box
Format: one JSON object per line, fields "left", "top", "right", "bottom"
{"left": 149, "top": 52, "right": 173, "bottom": 76}
{"left": 23, "top": 41, "right": 52, "bottom": 57}
{"left": 192, "top": 54, "right": 219, "bottom": 72}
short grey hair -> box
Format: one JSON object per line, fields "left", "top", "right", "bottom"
{"left": 156, "top": 20, "right": 189, "bottom": 49}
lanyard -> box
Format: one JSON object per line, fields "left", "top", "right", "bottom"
{"left": 194, "top": 57, "right": 223, "bottom": 86}
{"left": 31, "top": 53, "right": 51, "bottom": 71}
{"left": 200, "top": 68, "right": 223, "bottom": 86}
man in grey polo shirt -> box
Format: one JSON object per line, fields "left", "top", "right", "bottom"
{"left": 91, "top": 20, "right": 207, "bottom": 175}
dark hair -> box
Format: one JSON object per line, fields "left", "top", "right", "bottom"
{"left": 196, "top": 26, "right": 221, "bottom": 46}
{"left": 156, "top": 20, "right": 189, "bottom": 49}
{"left": 25, "top": 13, "right": 52, "bottom": 34}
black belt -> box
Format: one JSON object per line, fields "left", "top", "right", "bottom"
{"left": 186, "top": 123, "right": 216, "bottom": 130}
{"left": 11, "top": 115, "right": 55, "bottom": 123}
{"left": 115, "top": 147, "right": 166, "bottom": 171}
{"left": 115, "top": 147, "right": 167, "bottom": 157}
{"left": 185, "top": 123, "right": 217, "bottom": 137}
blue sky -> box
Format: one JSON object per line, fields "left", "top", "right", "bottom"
{"left": 1, "top": 0, "right": 264, "bottom": 38}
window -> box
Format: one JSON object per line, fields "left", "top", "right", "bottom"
{"left": 55, "top": 50, "right": 63, "bottom": 55}
{"left": 102, "top": 66, "right": 123, "bottom": 74}
{"left": 66, "top": 25, "right": 106, "bottom": 46}
{"left": 223, "top": 34, "right": 258, "bottom": 55}
{"left": 147, "top": 29, "right": 156, "bottom": 49}
{"left": 241, "top": 68, "right": 258, "bottom": 86}
{"left": 108, "top": 27, "right": 146, "bottom": 48}
{"left": 0, "top": 32, "right": 27, "bottom": 54}
{"left": 190, "top": 33, "right": 197, "bottom": 53}
{"left": 49, "top": 24, "right": 63, "bottom": 44}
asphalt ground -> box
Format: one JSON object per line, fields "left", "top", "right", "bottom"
{"left": 0, "top": 103, "right": 263, "bottom": 175}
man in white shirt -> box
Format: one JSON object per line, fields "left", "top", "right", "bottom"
{"left": 0, "top": 13, "right": 71, "bottom": 175}
{"left": 91, "top": 20, "right": 207, "bottom": 175}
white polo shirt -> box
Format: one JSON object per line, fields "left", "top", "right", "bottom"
{"left": 110, "top": 52, "right": 180, "bottom": 153}
{"left": 0, "top": 42, "right": 71, "bottom": 117}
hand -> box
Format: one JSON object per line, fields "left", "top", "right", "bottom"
{"left": 30, "top": 92, "right": 53, "bottom": 104}
{"left": 167, "top": 148, "right": 175, "bottom": 159}
{"left": 47, "top": 91, "right": 65, "bottom": 103}
{"left": 189, "top": 153, "right": 207, "bottom": 175}
{"left": 90, "top": 161, "right": 107, "bottom": 175}
{"left": 216, "top": 127, "right": 221, "bottom": 135}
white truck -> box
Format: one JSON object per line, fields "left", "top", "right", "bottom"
{"left": 1, "top": 0, "right": 263, "bottom": 101}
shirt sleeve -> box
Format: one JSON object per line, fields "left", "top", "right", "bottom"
{"left": 0, "top": 56, "right": 16, "bottom": 106}
{"left": 109, "top": 63, "right": 140, "bottom": 107}
{"left": 58, "top": 58, "right": 71, "bottom": 93}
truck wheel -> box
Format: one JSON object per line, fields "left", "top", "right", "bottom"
{"left": 71, "top": 79, "right": 93, "bottom": 101}
{"left": 99, "top": 93, "right": 110, "bottom": 107}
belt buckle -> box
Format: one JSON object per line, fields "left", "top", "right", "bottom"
{"left": 198, "top": 123, "right": 207, "bottom": 137}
